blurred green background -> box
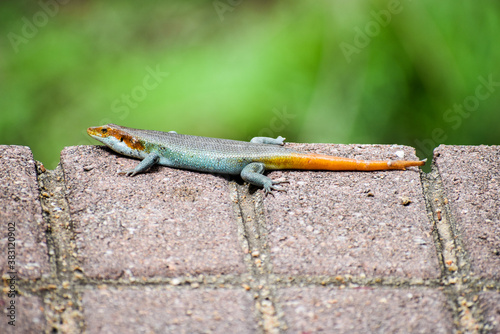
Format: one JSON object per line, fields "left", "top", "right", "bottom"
{"left": 1, "top": 0, "right": 499, "bottom": 170}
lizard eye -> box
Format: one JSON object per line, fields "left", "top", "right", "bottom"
{"left": 102, "top": 128, "right": 108, "bottom": 133}
{"left": 120, "top": 137, "right": 124, "bottom": 142}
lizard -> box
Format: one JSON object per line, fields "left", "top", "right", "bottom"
{"left": 87, "top": 124, "right": 426, "bottom": 193}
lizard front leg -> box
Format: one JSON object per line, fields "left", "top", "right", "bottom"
{"left": 250, "top": 136, "right": 286, "bottom": 145}
{"left": 118, "top": 152, "right": 160, "bottom": 176}
{"left": 240, "top": 162, "right": 287, "bottom": 194}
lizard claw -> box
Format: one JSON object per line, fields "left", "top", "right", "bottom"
{"left": 117, "top": 169, "right": 137, "bottom": 177}
{"left": 272, "top": 177, "right": 289, "bottom": 185}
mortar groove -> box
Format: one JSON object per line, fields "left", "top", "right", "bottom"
{"left": 420, "top": 161, "right": 486, "bottom": 333}
{"left": 35, "top": 162, "right": 84, "bottom": 333}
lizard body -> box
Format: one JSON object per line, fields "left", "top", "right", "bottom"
{"left": 87, "top": 124, "right": 425, "bottom": 193}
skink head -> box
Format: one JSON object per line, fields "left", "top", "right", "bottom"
{"left": 87, "top": 124, "right": 114, "bottom": 139}
{"left": 87, "top": 124, "right": 145, "bottom": 153}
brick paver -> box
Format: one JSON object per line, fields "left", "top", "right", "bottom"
{"left": 3, "top": 144, "right": 499, "bottom": 333}
{"left": 82, "top": 287, "right": 257, "bottom": 333}
{"left": 477, "top": 291, "right": 500, "bottom": 333}
{"left": 264, "top": 144, "right": 439, "bottom": 278}
{"left": 0, "top": 146, "right": 49, "bottom": 279}
{"left": 278, "top": 287, "right": 454, "bottom": 333}
{"left": 60, "top": 146, "right": 245, "bottom": 279}
{"left": 435, "top": 145, "right": 500, "bottom": 278}
{"left": 1, "top": 294, "right": 46, "bottom": 334}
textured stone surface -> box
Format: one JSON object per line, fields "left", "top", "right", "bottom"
{"left": 478, "top": 291, "right": 500, "bottom": 333}
{"left": 0, "top": 293, "right": 46, "bottom": 333}
{"left": 278, "top": 287, "right": 454, "bottom": 333}
{"left": 0, "top": 146, "right": 49, "bottom": 279}
{"left": 4, "top": 142, "right": 498, "bottom": 333}
{"left": 435, "top": 145, "right": 500, "bottom": 278}
{"left": 82, "top": 287, "right": 257, "bottom": 333}
{"left": 61, "top": 146, "right": 245, "bottom": 279}
{"left": 264, "top": 144, "right": 439, "bottom": 278}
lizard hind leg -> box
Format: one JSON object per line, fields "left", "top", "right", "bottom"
{"left": 240, "top": 162, "right": 287, "bottom": 194}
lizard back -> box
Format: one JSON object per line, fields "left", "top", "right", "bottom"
{"left": 118, "top": 124, "right": 300, "bottom": 174}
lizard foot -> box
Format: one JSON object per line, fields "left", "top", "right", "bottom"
{"left": 263, "top": 179, "right": 289, "bottom": 196}
{"left": 250, "top": 136, "right": 286, "bottom": 145}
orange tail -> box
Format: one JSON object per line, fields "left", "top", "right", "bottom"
{"left": 270, "top": 153, "right": 426, "bottom": 171}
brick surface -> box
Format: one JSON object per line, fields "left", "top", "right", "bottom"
{"left": 264, "top": 144, "right": 439, "bottom": 278}
{"left": 82, "top": 287, "right": 257, "bottom": 333}
{"left": 278, "top": 287, "right": 454, "bottom": 333}
{"left": 435, "top": 145, "right": 500, "bottom": 278}
{"left": 61, "top": 146, "right": 245, "bottom": 279}
{"left": 1, "top": 293, "right": 46, "bottom": 333}
{"left": 0, "top": 146, "right": 49, "bottom": 279}
{"left": 478, "top": 291, "right": 500, "bottom": 333}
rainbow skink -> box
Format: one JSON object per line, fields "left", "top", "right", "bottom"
{"left": 87, "top": 124, "right": 425, "bottom": 193}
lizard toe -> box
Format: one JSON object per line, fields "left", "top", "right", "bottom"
{"left": 118, "top": 169, "right": 137, "bottom": 177}
{"left": 272, "top": 177, "right": 289, "bottom": 185}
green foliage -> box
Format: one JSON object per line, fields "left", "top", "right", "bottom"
{"left": 1, "top": 0, "right": 499, "bottom": 169}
